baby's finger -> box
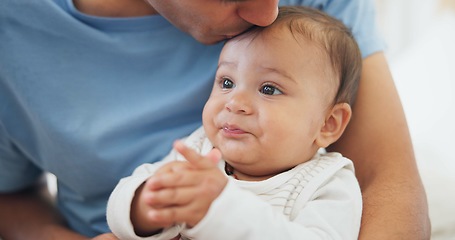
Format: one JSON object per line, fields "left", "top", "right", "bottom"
{"left": 154, "top": 161, "right": 191, "bottom": 176}
{"left": 144, "top": 209, "right": 175, "bottom": 228}
{"left": 145, "top": 167, "right": 203, "bottom": 191}
{"left": 205, "top": 148, "right": 222, "bottom": 165}
{"left": 173, "top": 140, "right": 220, "bottom": 170}
{"left": 147, "top": 201, "right": 209, "bottom": 228}
{"left": 144, "top": 186, "right": 199, "bottom": 208}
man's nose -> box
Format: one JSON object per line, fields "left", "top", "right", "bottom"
{"left": 238, "top": 0, "right": 279, "bottom": 27}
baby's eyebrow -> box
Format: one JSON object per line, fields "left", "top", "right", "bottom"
{"left": 217, "top": 61, "right": 238, "bottom": 69}
{"left": 262, "top": 67, "right": 296, "bottom": 83}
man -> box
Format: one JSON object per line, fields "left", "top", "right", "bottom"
{"left": 0, "top": 0, "right": 430, "bottom": 239}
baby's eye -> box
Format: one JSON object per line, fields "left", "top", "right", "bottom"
{"left": 260, "top": 84, "right": 282, "bottom": 95}
{"left": 221, "top": 78, "right": 235, "bottom": 89}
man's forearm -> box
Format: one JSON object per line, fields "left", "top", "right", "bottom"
{"left": 328, "top": 52, "right": 430, "bottom": 239}
{"left": 0, "top": 183, "right": 86, "bottom": 240}
{"left": 359, "top": 172, "right": 430, "bottom": 239}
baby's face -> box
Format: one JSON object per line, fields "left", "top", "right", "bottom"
{"left": 202, "top": 27, "right": 337, "bottom": 179}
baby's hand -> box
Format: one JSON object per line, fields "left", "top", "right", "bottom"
{"left": 143, "top": 141, "right": 227, "bottom": 227}
{"left": 131, "top": 152, "right": 196, "bottom": 235}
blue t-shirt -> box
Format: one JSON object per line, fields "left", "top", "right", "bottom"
{"left": 0, "top": 0, "right": 383, "bottom": 236}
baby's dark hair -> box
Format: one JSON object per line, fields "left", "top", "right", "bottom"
{"left": 246, "top": 6, "right": 362, "bottom": 105}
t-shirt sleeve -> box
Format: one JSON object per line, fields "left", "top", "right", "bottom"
{"left": 0, "top": 122, "right": 43, "bottom": 192}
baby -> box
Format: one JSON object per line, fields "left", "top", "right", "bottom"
{"left": 108, "top": 5, "right": 362, "bottom": 240}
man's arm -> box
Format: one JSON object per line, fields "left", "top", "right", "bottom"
{"left": 328, "top": 52, "right": 431, "bottom": 239}
{"left": 0, "top": 181, "right": 117, "bottom": 240}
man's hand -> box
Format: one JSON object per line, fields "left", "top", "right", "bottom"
{"left": 0, "top": 184, "right": 120, "bottom": 240}
{"left": 131, "top": 141, "right": 227, "bottom": 235}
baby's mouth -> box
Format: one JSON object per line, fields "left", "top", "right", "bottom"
{"left": 222, "top": 123, "right": 247, "bottom": 135}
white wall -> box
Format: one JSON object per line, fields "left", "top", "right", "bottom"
{"left": 376, "top": 0, "right": 441, "bottom": 58}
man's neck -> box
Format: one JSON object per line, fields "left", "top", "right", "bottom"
{"left": 72, "top": 0, "right": 157, "bottom": 17}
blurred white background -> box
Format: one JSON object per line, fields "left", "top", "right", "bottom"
{"left": 375, "top": 0, "right": 455, "bottom": 238}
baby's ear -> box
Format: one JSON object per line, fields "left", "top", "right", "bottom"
{"left": 315, "top": 103, "right": 352, "bottom": 148}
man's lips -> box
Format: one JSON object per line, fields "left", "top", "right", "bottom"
{"left": 223, "top": 27, "right": 251, "bottom": 39}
